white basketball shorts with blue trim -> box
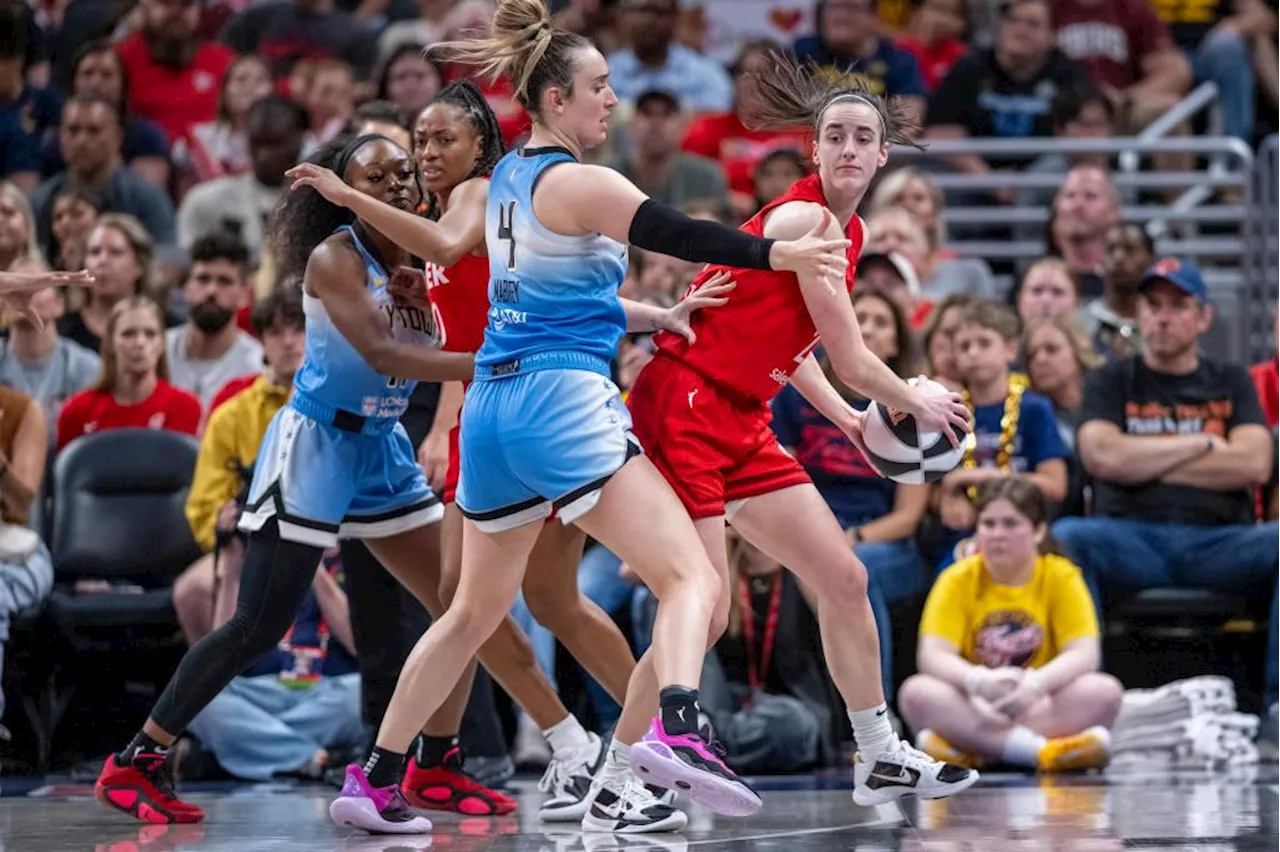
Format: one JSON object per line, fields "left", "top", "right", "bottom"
{"left": 238, "top": 405, "right": 444, "bottom": 548}
{"left": 456, "top": 369, "right": 641, "bottom": 533}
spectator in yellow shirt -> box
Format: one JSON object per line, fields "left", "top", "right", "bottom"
{"left": 898, "top": 476, "right": 1122, "bottom": 771}
{"left": 171, "top": 288, "right": 305, "bottom": 645}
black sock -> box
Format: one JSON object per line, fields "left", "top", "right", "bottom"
{"left": 117, "top": 732, "right": 169, "bottom": 765}
{"left": 364, "top": 746, "right": 407, "bottom": 788}
{"left": 415, "top": 734, "right": 459, "bottom": 768}
{"left": 659, "top": 686, "right": 700, "bottom": 736}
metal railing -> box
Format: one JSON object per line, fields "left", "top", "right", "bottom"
{"left": 888, "top": 136, "right": 1265, "bottom": 362}
{"left": 1250, "top": 134, "right": 1278, "bottom": 359}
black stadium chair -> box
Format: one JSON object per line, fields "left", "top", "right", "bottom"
{"left": 17, "top": 429, "right": 201, "bottom": 771}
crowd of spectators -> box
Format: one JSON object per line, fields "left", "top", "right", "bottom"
{"left": 0, "top": 0, "right": 1271, "bottom": 775}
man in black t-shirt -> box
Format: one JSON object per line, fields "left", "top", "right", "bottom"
{"left": 925, "top": 0, "right": 1094, "bottom": 182}
{"left": 1053, "top": 258, "right": 1277, "bottom": 713}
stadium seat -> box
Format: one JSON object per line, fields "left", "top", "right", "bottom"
{"left": 18, "top": 429, "right": 201, "bottom": 771}
{"left": 1114, "top": 587, "right": 1256, "bottom": 623}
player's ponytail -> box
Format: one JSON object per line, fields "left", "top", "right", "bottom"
{"left": 431, "top": 0, "right": 590, "bottom": 116}
{"left": 745, "top": 52, "right": 922, "bottom": 149}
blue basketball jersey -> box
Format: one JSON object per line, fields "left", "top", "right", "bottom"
{"left": 475, "top": 146, "right": 629, "bottom": 381}
{"left": 292, "top": 225, "right": 439, "bottom": 424}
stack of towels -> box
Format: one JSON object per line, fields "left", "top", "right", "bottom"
{"left": 1109, "top": 676, "right": 1259, "bottom": 770}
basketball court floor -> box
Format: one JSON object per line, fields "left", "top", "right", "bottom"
{"left": 0, "top": 764, "right": 1273, "bottom": 851}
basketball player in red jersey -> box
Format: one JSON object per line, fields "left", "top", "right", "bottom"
{"left": 288, "top": 80, "right": 729, "bottom": 833}
{"left": 615, "top": 55, "right": 980, "bottom": 808}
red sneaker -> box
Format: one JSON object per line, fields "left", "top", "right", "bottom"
{"left": 401, "top": 749, "right": 518, "bottom": 816}
{"left": 94, "top": 754, "right": 205, "bottom": 824}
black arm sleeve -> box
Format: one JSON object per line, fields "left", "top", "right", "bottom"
{"left": 628, "top": 199, "right": 775, "bottom": 270}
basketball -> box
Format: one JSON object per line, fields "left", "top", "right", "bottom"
{"left": 861, "top": 378, "right": 968, "bottom": 485}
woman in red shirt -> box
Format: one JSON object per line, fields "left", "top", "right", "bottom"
{"left": 57, "top": 295, "right": 201, "bottom": 451}
{"left": 681, "top": 40, "right": 809, "bottom": 218}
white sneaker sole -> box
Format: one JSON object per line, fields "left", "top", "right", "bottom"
{"left": 329, "top": 795, "right": 433, "bottom": 834}
{"left": 852, "top": 768, "right": 979, "bottom": 807}
{"left": 541, "top": 798, "right": 592, "bottom": 823}
{"left": 631, "top": 739, "right": 761, "bottom": 817}
{"left": 582, "top": 808, "right": 689, "bottom": 833}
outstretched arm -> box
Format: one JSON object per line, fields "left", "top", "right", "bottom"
{"left": 619, "top": 271, "right": 735, "bottom": 342}
{"left": 288, "top": 164, "right": 488, "bottom": 268}
{"left": 535, "top": 163, "right": 849, "bottom": 284}
{"left": 306, "top": 238, "right": 473, "bottom": 383}
{"left": 0, "top": 268, "right": 93, "bottom": 293}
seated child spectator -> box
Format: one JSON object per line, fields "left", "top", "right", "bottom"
{"left": 57, "top": 296, "right": 201, "bottom": 451}
{"left": 899, "top": 477, "right": 1123, "bottom": 771}
{"left": 772, "top": 290, "right": 926, "bottom": 699}
{"left": 936, "top": 301, "right": 1069, "bottom": 568}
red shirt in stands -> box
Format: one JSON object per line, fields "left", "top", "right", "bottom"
{"left": 682, "top": 112, "right": 809, "bottom": 196}
{"left": 208, "top": 374, "right": 260, "bottom": 416}
{"left": 1251, "top": 357, "right": 1278, "bottom": 431}
{"left": 655, "top": 173, "right": 865, "bottom": 404}
{"left": 1054, "top": 0, "right": 1174, "bottom": 91}
{"left": 57, "top": 380, "right": 202, "bottom": 451}
{"left": 896, "top": 37, "right": 968, "bottom": 92}
{"left": 117, "top": 34, "right": 236, "bottom": 149}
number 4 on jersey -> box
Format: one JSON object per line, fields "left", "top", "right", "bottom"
{"left": 497, "top": 200, "right": 517, "bottom": 271}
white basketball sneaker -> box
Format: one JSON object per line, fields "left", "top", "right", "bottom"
{"left": 852, "top": 738, "right": 978, "bottom": 806}
{"left": 581, "top": 771, "right": 688, "bottom": 834}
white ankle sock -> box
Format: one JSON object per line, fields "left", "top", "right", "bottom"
{"left": 1001, "top": 726, "right": 1047, "bottom": 767}
{"left": 600, "top": 740, "right": 632, "bottom": 779}
{"left": 543, "top": 714, "right": 593, "bottom": 759}
{"left": 849, "top": 704, "right": 897, "bottom": 759}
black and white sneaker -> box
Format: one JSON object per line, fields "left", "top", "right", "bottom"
{"left": 852, "top": 739, "right": 978, "bottom": 806}
{"left": 581, "top": 772, "right": 688, "bottom": 833}
{"left": 538, "top": 732, "right": 605, "bottom": 822}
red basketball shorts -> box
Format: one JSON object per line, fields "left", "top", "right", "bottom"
{"left": 443, "top": 423, "right": 462, "bottom": 505}
{"left": 627, "top": 355, "right": 811, "bottom": 520}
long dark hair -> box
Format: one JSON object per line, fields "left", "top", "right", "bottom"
{"left": 418, "top": 81, "right": 507, "bottom": 220}
{"left": 431, "top": 0, "right": 592, "bottom": 117}
{"left": 271, "top": 133, "right": 412, "bottom": 283}
{"left": 744, "top": 52, "right": 922, "bottom": 148}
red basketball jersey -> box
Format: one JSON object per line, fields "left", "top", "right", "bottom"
{"left": 424, "top": 250, "right": 489, "bottom": 356}
{"left": 654, "top": 174, "right": 865, "bottom": 404}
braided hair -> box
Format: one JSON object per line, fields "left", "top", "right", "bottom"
{"left": 417, "top": 80, "right": 506, "bottom": 220}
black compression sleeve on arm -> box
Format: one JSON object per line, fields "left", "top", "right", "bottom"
{"left": 628, "top": 198, "right": 775, "bottom": 270}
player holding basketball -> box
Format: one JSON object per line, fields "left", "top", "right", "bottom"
{"left": 324, "top": 0, "right": 852, "bottom": 832}
{"left": 289, "top": 80, "right": 724, "bottom": 831}
{"left": 610, "top": 54, "right": 980, "bottom": 810}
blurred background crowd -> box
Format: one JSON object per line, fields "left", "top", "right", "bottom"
{"left": 0, "top": 0, "right": 1271, "bottom": 784}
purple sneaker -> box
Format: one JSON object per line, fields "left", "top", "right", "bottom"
{"left": 630, "top": 717, "right": 761, "bottom": 816}
{"left": 329, "top": 764, "right": 433, "bottom": 834}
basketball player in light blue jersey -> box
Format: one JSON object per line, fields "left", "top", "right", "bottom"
{"left": 330, "top": 0, "right": 857, "bottom": 832}
{"left": 94, "top": 132, "right": 584, "bottom": 833}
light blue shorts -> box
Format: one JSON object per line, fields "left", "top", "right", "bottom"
{"left": 238, "top": 405, "right": 443, "bottom": 548}
{"left": 456, "top": 369, "right": 641, "bottom": 532}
